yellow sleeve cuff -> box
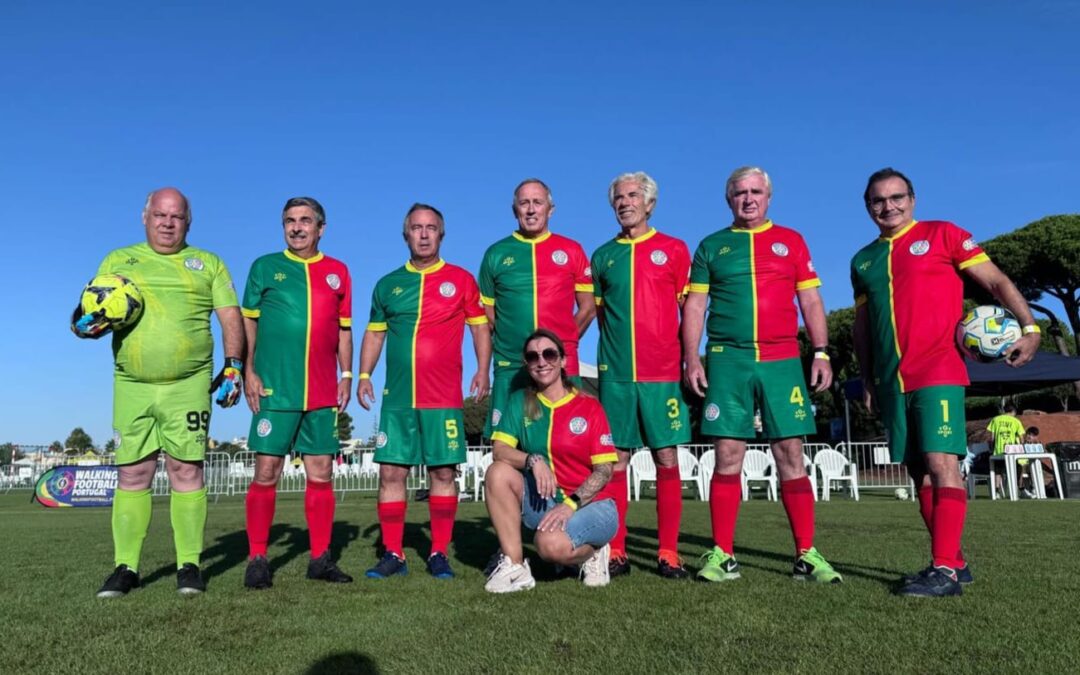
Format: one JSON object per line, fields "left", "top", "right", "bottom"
{"left": 366, "top": 322, "right": 388, "bottom": 331}
{"left": 480, "top": 294, "right": 495, "bottom": 307}
{"left": 491, "top": 431, "right": 518, "bottom": 448}
{"left": 689, "top": 283, "right": 710, "bottom": 293}
{"left": 339, "top": 317, "right": 352, "bottom": 327}
{"left": 958, "top": 253, "right": 991, "bottom": 270}
{"left": 465, "top": 315, "right": 489, "bottom": 325}
{"left": 796, "top": 279, "right": 822, "bottom": 291}
{"left": 591, "top": 452, "right": 618, "bottom": 464}
{"left": 575, "top": 283, "right": 594, "bottom": 293}
{"left": 241, "top": 307, "right": 260, "bottom": 319}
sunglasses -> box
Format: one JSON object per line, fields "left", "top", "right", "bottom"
{"left": 524, "top": 348, "right": 561, "bottom": 365}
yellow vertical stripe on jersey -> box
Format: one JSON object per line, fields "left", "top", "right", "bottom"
{"left": 303, "top": 263, "right": 313, "bottom": 410}
{"left": 746, "top": 230, "right": 760, "bottom": 362}
{"left": 886, "top": 239, "right": 906, "bottom": 393}
{"left": 629, "top": 241, "right": 638, "bottom": 381}
{"left": 530, "top": 244, "right": 539, "bottom": 331}
{"left": 412, "top": 273, "right": 425, "bottom": 408}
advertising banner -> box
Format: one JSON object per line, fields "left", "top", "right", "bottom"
{"left": 34, "top": 465, "right": 118, "bottom": 507}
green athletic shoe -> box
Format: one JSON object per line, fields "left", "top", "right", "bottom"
{"left": 793, "top": 547, "right": 843, "bottom": 584}
{"left": 697, "top": 547, "right": 741, "bottom": 582}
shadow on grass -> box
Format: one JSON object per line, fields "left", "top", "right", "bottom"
{"left": 306, "top": 652, "right": 379, "bottom": 674}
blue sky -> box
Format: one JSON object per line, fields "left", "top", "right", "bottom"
{"left": 2, "top": 1, "right": 1078, "bottom": 448}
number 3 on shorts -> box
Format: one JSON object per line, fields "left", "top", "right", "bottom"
{"left": 789, "top": 386, "right": 805, "bottom": 407}
{"left": 445, "top": 419, "right": 459, "bottom": 439}
{"left": 666, "top": 398, "right": 680, "bottom": 419}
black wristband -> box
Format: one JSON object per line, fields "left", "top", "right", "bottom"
{"left": 569, "top": 493, "right": 582, "bottom": 505}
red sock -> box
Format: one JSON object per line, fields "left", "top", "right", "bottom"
{"left": 428, "top": 495, "right": 458, "bottom": 556}
{"left": 610, "top": 470, "right": 628, "bottom": 557}
{"left": 245, "top": 481, "right": 277, "bottom": 558}
{"left": 917, "top": 486, "right": 934, "bottom": 534}
{"left": 378, "top": 500, "right": 407, "bottom": 558}
{"left": 304, "top": 479, "right": 335, "bottom": 559}
{"left": 931, "top": 487, "right": 967, "bottom": 570}
{"left": 656, "top": 465, "right": 683, "bottom": 556}
{"left": 709, "top": 473, "right": 742, "bottom": 554}
{"left": 780, "top": 476, "right": 815, "bottom": 555}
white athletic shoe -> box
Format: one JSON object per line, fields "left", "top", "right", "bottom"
{"left": 581, "top": 544, "right": 611, "bottom": 588}
{"left": 484, "top": 555, "right": 536, "bottom": 594}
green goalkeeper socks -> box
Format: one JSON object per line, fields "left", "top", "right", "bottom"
{"left": 170, "top": 487, "right": 207, "bottom": 567}
{"left": 112, "top": 487, "right": 153, "bottom": 571}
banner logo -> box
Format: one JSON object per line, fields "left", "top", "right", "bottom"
{"left": 35, "top": 465, "right": 119, "bottom": 508}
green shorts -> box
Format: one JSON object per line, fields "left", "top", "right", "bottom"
{"left": 598, "top": 380, "right": 690, "bottom": 449}
{"left": 486, "top": 366, "right": 583, "bottom": 437}
{"left": 702, "top": 350, "right": 815, "bottom": 440}
{"left": 113, "top": 372, "right": 211, "bottom": 465}
{"left": 375, "top": 407, "right": 466, "bottom": 467}
{"left": 247, "top": 407, "right": 339, "bottom": 456}
{"left": 877, "top": 384, "right": 967, "bottom": 463}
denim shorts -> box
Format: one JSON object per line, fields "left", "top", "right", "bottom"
{"left": 520, "top": 471, "right": 618, "bottom": 549}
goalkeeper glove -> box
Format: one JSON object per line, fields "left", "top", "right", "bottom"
{"left": 210, "top": 357, "right": 244, "bottom": 408}
{"left": 70, "top": 305, "right": 111, "bottom": 339}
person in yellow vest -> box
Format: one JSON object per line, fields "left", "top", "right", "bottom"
{"left": 986, "top": 402, "right": 1025, "bottom": 498}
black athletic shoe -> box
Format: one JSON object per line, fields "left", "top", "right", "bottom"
{"left": 657, "top": 555, "right": 689, "bottom": 580}
{"left": 97, "top": 565, "right": 140, "bottom": 598}
{"left": 897, "top": 566, "right": 962, "bottom": 597}
{"left": 609, "top": 554, "right": 631, "bottom": 578}
{"left": 307, "top": 553, "right": 354, "bottom": 583}
{"left": 244, "top": 556, "right": 273, "bottom": 590}
{"left": 903, "top": 562, "right": 974, "bottom": 586}
{"left": 176, "top": 563, "right": 207, "bottom": 596}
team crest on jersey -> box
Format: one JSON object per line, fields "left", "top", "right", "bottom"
{"left": 705, "top": 403, "right": 720, "bottom": 421}
{"left": 376, "top": 432, "right": 388, "bottom": 448}
{"left": 909, "top": 240, "right": 931, "bottom": 256}
{"left": 600, "top": 433, "right": 614, "bottom": 446}
{"left": 650, "top": 250, "right": 668, "bottom": 265}
{"left": 257, "top": 419, "right": 273, "bottom": 437}
{"left": 185, "top": 257, "right": 205, "bottom": 271}
{"left": 569, "top": 416, "right": 588, "bottom": 434}
{"left": 326, "top": 274, "right": 341, "bottom": 290}
{"left": 551, "top": 250, "right": 569, "bottom": 266}
{"left": 962, "top": 237, "right": 978, "bottom": 251}
{"left": 439, "top": 282, "right": 457, "bottom": 298}
{"left": 112, "top": 429, "right": 122, "bottom": 449}
{"left": 491, "top": 409, "right": 502, "bottom": 426}
{"left": 771, "top": 243, "right": 789, "bottom": 257}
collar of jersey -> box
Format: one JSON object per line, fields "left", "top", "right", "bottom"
{"left": 879, "top": 220, "right": 919, "bottom": 242}
{"left": 538, "top": 389, "right": 576, "bottom": 409}
{"left": 616, "top": 227, "right": 657, "bottom": 245}
{"left": 512, "top": 230, "right": 553, "bottom": 245}
{"left": 731, "top": 220, "right": 773, "bottom": 234}
{"left": 405, "top": 258, "right": 446, "bottom": 275}
{"left": 283, "top": 249, "right": 325, "bottom": 264}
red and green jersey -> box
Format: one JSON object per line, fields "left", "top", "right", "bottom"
{"left": 97, "top": 242, "right": 238, "bottom": 383}
{"left": 479, "top": 231, "right": 592, "bottom": 374}
{"left": 491, "top": 389, "right": 618, "bottom": 507}
{"left": 591, "top": 228, "right": 690, "bottom": 382}
{"left": 689, "top": 221, "right": 820, "bottom": 362}
{"left": 368, "top": 259, "right": 486, "bottom": 409}
{"left": 241, "top": 250, "right": 352, "bottom": 411}
{"left": 850, "top": 220, "right": 988, "bottom": 393}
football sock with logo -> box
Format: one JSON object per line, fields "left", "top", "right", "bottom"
{"left": 931, "top": 487, "right": 968, "bottom": 570}
{"left": 378, "top": 500, "right": 407, "bottom": 558}
{"left": 709, "top": 473, "right": 742, "bottom": 554}
{"left": 610, "top": 470, "right": 628, "bottom": 556}
{"left": 428, "top": 495, "right": 458, "bottom": 556}
{"left": 655, "top": 465, "right": 683, "bottom": 556}
{"left": 305, "top": 479, "right": 335, "bottom": 559}
{"left": 171, "top": 487, "right": 207, "bottom": 567}
{"left": 112, "top": 487, "right": 153, "bottom": 571}
{"left": 245, "top": 481, "right": 277, "bottom": 558}
{"left": 780, "top": 476, "right": 815, "bottom": 555}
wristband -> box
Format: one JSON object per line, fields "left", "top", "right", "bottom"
{"left": 358, "top": 373, "right": 371, "bottom": 380}
{"left": 814, "top": 351, "right": 830, "bottom": 361}
{"left": 563, "top": 497, "right": 579, "bottom": 511}
{"left": 340, "top": 371, "right": 353, "bottom": 379}
{"left": 224, "top": 356, "right": 244, "bottom": 371}
{"left": 1022, "top": 325, "right": 1041, "bottom": 335}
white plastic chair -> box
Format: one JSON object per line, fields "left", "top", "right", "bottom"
{"left": 358, "top": 452, "right": 377, "bottom": 477}
{"left": 742, "top": 449, "right": 777, "bottom": 501}
{"left": 474, "top": 453, "right": 494, "bottom": 501}
{"left": 629, "top": 450, "right": 657, "bottom": 501}
{"left": 676, "top": 447, "right": 701, "bottom": 499}
{"left": 698, "top": 450, "right": 715, "bottom": 500}
{"left": 814, "top": 448, "right": 859, "bottom": 501}
{"left": 803, "top": 453, "right": 819, "bottom": 502}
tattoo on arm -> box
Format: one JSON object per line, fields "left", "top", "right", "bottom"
{"left": 574, "top": 463, "right": 613, "bottom": 505}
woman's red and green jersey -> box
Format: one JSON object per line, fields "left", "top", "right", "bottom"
{"left": 479, "top": 231, "right": 592, "bottom": 375}
{"left": 367, "top": 259, "right": 487, "bottom": 409}
{"left": 689, "top": 221, "right": 820, "bottom": 362}
{"left": 491, "top": 389, "right": 618, "bottom": 508}
{"left": 241, "top": 250, "right": 351, "bottom": 411}
{"left": 591, "top": 228, "right": 691, "bottom": 382}
{"left": 850, "top": 220, "right": 989, "bottom": 393}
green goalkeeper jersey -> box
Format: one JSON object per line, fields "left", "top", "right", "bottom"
{"left": 97, "top": 242, "right": 238, "bottom": 383}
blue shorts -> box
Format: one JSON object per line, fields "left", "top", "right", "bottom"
{"left": 520, "top": 472, "right": 617, "bottom": 549}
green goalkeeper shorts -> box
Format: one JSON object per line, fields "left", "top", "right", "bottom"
{"left": 113, "top": 372, "right": 211, "bottom": 465}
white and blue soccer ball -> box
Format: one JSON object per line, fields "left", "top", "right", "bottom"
{"left": 956, "top": 305, "right": 1023, "bottom": 362}
{"left": 894, "top": 487, "right": 909, "bottom": 500}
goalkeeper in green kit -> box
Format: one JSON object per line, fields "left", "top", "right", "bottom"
{"left": 74, "top": 188, "right": 245, "bottom": 598}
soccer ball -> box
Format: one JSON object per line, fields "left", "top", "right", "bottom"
{"left": 894, "top": 487, "right": 909, "bottom": 500}
{"left": 956, "top": 305, "right": 1022, "bottom": 362}
{"left": 75, "top": 274, "right": 144, "bottom": 334}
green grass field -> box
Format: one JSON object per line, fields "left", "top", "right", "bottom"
{"left": 1, "top": 490, "right": 1078, "bottom": 674}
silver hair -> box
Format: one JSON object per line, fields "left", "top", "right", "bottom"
{"left": 402, "top": 202, "right": 446, "bottom": 238}
{"left": 511, "top": 178, "right": 555, "bottom": 216}
{"left": 143, "top": 188, "right": 192, "bottom": 225}
{"left": 608, "top": 171, "right": 659, "bottom": 208}
{"left": 282, "top": 196, "right": 326, "bottom": 225}
{"left": 725, "top": 166, "right": 772, "bottom": 198}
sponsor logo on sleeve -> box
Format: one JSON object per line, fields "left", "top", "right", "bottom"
{"left": 502, "top": 256, "right": 515, "bottom": 267}
{"left": 909, "top": 240, "right": 931, "bottom": 256}
{"left": 184, "top": 257, "right": 205, "bottom": 271}
{"left": 326, "top": 273, "right": 341, "bottom": 290}
{"left": 584, "top": 265, "right": 592, "bottom": 277}
{"left": 771, "top": 243, "right": 789, "bottom": 257}
{"left": 552, "top": 250, "right": 569, "bottom": 265}
{"left": 650, "top": 250, "right": 668, "bottom": 265}
{"left": 600, "top": 433, "right": 614, "bottom": 446}
{"left": 492, "top": 409, "right": 502, "bottom": 426}
{"left": 274, "top": 272, "right": 287, "bottom": 282}
{"left": 569, "top": 417, "right": 588, "bottom": 434}
{"left": 439, "top": 281, "right": 457, "bottom": 297}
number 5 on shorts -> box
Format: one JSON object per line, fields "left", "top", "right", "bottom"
{"left": 445, "top": 419, "right": 459, "bottom": 439}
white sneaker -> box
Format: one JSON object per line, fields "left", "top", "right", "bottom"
{"left": 581, "top": 544, "right": 611, "bottom": 588}
{"left": 484, "top": 555, "right": 535, "bottom": 593}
